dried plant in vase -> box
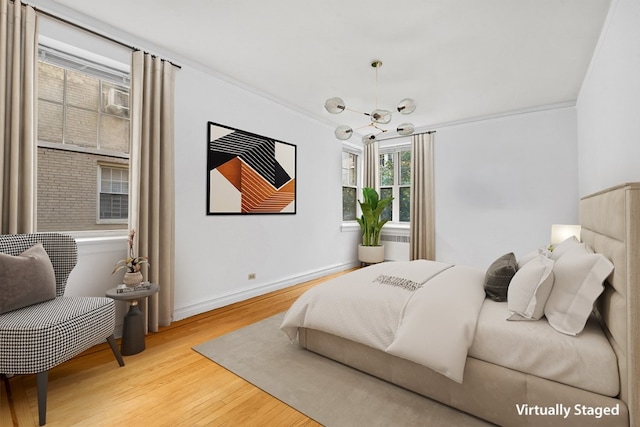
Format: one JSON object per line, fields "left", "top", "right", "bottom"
{"left": 112, "top": 229, "right": 149, "bottom": 286}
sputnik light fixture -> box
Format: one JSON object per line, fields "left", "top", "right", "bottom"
{"left": 324, "top": 60, "right": 416, "bottom": 143}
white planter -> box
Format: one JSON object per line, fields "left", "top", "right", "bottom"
{"left": 358, "top": 244, "right": 385, "bottom": 264}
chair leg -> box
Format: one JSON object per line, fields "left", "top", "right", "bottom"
{"left": 36, "top": 371, "right": 48, "bottom": 426}
{"left": 107, "top": 334, "right": 125, "bottom": 367}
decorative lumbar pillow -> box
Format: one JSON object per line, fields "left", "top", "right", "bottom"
{"left": 0, "top": 243, "right": 57, "bottom": 314}
{"left": 507, "top": 255, "right": 554, "bottom": 320}
{"left": 484, "top": 252, "right": 518, "bottom": 302}
{"left": 549, "top": 236, "right": 580, "bottom": 261}
{"left": 544, "top": 244, "right": 614, "bottom": 335}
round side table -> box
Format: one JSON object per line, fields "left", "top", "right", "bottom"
{"left": 106, "top": 283, "right": 159, "bottom": 356}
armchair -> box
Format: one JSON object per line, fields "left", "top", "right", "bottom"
{"left": 0, "top": 233, "right": 124, "bottom": 425}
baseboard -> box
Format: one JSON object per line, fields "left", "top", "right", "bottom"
{"left": 173, "top": 261, "right": 359, "bottom": 321}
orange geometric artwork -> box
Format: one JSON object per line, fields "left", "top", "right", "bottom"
{"left": 207, "top": 122, "right": 296, "bottom": 215}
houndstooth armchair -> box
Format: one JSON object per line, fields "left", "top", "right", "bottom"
{"left": 0, "top": 233, "right": 124, "bottom": 426}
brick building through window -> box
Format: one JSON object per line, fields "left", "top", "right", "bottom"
{"left": 37, "top": 45, "right": 131, "bottom": 232}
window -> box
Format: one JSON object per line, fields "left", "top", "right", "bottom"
{"left": 36, "top": 44, "right": 130, "bottom": 232}
{"left": 342, "top": 151, "right": 358, "bottom": 221}
{"left": 99, "top": 165, "right": 129, "bottom": 222}
{"left": 379, "top": 147, "right": 411, "bottom": 223}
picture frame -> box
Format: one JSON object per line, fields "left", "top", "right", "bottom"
{"left": 206, "top": 122, "right": 296, "bottom": 215}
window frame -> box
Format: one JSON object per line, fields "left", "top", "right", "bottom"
{"left": 341, "top": 148, "right": 360, "bottom": 222}
{"left": 379, "top": 143, "right": 411, "bottom": 224}
{"left": 97, "top": 163, "right": 129, "bottom": 225}
{"left": 36, "top": 38, "right": 131, "bottom": 234}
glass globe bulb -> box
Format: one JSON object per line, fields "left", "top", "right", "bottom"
{"left": 362, "top": 133, "right": 377, "bottom": 144}
{"left": 324, "top": 97, "right": 346, "bottom": 114}
{"left": 397, "top": 98, "right": 416, "bottom": 115}
{"left": 334, "top": 125, "right": 353, "bottom": 140}
{"left": 369, "top": 109, "right": 392, "bottom": 124}
{"left": 397, "top": 123, "right": 415, "bottom": 136}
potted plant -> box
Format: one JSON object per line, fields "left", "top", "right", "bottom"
{"left": 112, "top": 229, "right": 149, "bottom": 286}
{"left": 356, "top": 187, "right": 393, "bottom": 264}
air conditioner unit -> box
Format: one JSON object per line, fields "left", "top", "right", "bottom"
{"left": 107, "top": 87, "right": 129, "bottom": 112}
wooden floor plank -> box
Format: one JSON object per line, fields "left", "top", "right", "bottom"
{"left": 1, "top": 270, "right": 351, "bottom": 426}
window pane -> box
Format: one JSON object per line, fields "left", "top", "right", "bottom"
{"left": 100, "top": 193, "right": 129, "bottom": 220}
{"left": 100, "top": 166, "right": 129, "bottom": 220}
{"left": 380, "top": 187, "right": 393, "bottom": 222}
{"left": 342, "top": 187, "right": 357, "bottom": 221}
{"left": 37, "top": 50, "right": 131, "bottom": 232}
{"left": 66, "top": 70, "right": 99, "bottom": 110}
{"left": 342, "top": 152, "right": 357, "bottom": 186}
{"left": 400, "top": 150, "right": 411, "bottom": 185}
{"left": 399, "top": 186, "right": 411, "bottom": 222}
{"left": 38, "top": 100, "right": 64, "bottom": 143}
{"left": 379, "top": 153, "right": 394, "bottom": 186}
{"left": 65, "top": 106, "right": 98, "bottom": 147}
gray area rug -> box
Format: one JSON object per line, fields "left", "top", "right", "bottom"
{"left": 193, "top": 313, "right": 492, "bottom": 427}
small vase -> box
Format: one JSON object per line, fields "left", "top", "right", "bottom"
{"left": 123, "top": 271, "right": 143, "bottom": 287}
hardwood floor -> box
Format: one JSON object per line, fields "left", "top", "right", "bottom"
{"left": 1, "top": 270, "right": 353, "bottom": 426}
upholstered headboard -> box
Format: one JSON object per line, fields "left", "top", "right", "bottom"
{"left": 580, "top": 182, "right": 639, "bottom": 427}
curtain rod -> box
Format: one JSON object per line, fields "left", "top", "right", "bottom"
{"left": 23, "top": 2, "right": 182, "bottom": 69}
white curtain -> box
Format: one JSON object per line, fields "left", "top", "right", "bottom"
{"left": 363, "top": 139, "right": 379, "bottom": 190}
{"left": 129, "top": 51, "right": 176, "bottom": 331}
{"left": 0, "top": 0, "right": 37, "bottom": 234}
{"left": 410, "top": 132, "right": 435, "bottom": 260}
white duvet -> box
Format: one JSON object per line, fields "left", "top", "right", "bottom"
{"left": 281, "top": 260, "right": 486, "bottom": 383}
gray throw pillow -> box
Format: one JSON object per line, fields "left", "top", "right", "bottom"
{"left": 0, "top": 243, "right": 57, "bottom": 314}
{"left": 484, "top": 252, "right": 518, "bottom": 302}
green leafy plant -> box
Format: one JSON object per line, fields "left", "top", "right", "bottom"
{"left": 356, "top": 187, "right": 394, "bottom": 246}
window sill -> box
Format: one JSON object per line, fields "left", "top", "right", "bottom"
{"left": 381, "top": 223, "right": 410, "bottom": 235}
{"left": 341, "top": 222, "right": 360, "bottom": 232}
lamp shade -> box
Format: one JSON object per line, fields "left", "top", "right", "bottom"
{"left": 397, "top": 123, "right": 415, "bottom": 136}
{"left": 370, "top": 109, "right": 392, "bottom": 124}
{"left": 362, "top": 133, "right": 377, "bottom": 144}
{"left": 550, "top": 224, "right": 582, "bottom": 245}
{"left": 334, "top": 125, "right": 353, "bottom": 140}
{"left": 397, "top": 98, "right": 416, "bottom": 114}
{"left": 324, "top": 97, "right": 345, "bottom": 114}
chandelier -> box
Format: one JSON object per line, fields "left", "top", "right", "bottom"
{"left": 324, "top": 60, "right": 416, "bottom": 143}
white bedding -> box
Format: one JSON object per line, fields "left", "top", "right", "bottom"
{"left": 469, "top": 299, "right": 620, "bottom": 396}
{"left": 281, "top": 260, "right": 486, "bottom": 383}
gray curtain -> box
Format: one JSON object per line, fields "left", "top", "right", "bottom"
{"left": 0, "top": 0, "right": 37, "bottom": 234}
{"left": 363, "top": 139, "right": 379, "bottom": 190}
{"left": 410, "top": 132, "right": 435, "bottom": 260}
{"left": 129, "top": 51, "right": 176, "bottom": 331}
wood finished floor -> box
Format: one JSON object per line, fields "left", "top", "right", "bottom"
{"left": 1, "top": 270, "right": 353, "bottom": 426}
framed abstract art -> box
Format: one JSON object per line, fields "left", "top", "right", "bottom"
{"left": 206, "top": 122, "right": 296, "bottom": 215}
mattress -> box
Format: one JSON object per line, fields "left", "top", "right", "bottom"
{"left": 468, "top": 298, "right": 619, "bottom": 396}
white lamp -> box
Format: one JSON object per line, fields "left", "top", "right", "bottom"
{"left": 550, "top": 224, "right": 582, "bottom": 245}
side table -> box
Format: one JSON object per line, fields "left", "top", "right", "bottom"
{"left": 106, "top": 283, "right": 159, "bottom": 356}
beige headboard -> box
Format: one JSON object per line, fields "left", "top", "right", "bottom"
{"left": 580, "top": 182, "right": 640, "bottom": 427}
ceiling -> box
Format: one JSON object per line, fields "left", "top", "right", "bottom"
{"left": 49, "top": 0, "right": 611, "bottom": 139}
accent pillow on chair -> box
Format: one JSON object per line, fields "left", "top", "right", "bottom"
{"left": 0, "top": 243, "right": 57, "bottom": 314}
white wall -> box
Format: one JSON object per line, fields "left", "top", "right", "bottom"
{"left": 577, "top": 0, "right": 640, "bottom": 196}
{"left": 434, "top": 107, "right": 579, "bottom": 268}
{"left": 172, "top": 66, "right": 359, "bottom": 320}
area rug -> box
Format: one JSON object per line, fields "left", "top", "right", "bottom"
{"left": 193, "top": 313, "right": 492, "bottom": 427}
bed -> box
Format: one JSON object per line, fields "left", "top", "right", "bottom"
{"left": 281, "top": 182, "right": 639, "bottom": 427}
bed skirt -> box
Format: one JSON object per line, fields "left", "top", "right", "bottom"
{"left": 299, "top": 327, "right": 629, "bottom": 427}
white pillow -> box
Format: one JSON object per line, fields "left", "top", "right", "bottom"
{"left": 549, "top": 235, "right": 580, "bottom": 260}
{"left": 544, "top": 244, "right": 613, "bottom": 335}
{"left": 517, "top": 250, "right": 539, "bottom": 269}
{"left": 507, "top": 255, "right": 554, "bottom": 320}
